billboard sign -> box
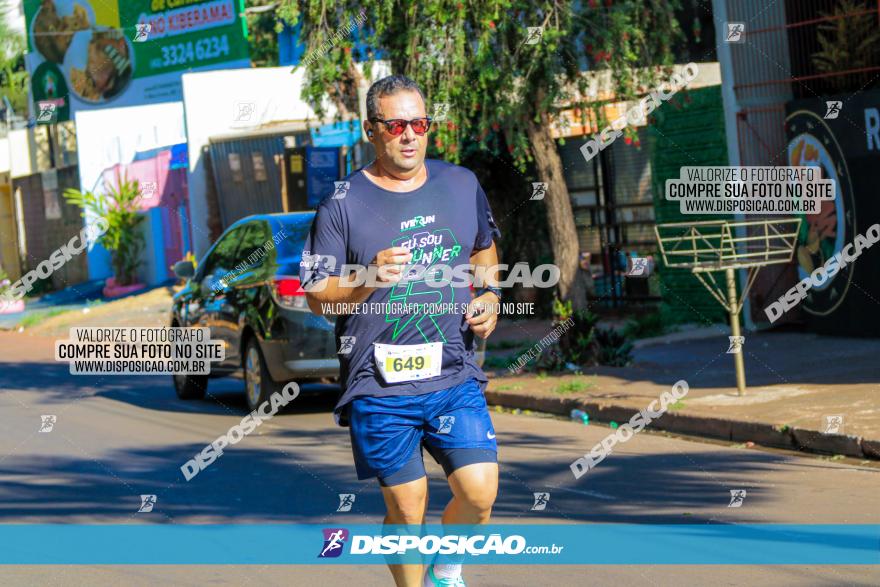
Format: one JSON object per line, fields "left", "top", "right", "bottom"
{"left": 24, "top": 0, "right": 250, "bottom": 122}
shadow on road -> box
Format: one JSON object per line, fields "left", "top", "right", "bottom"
{"left": 0, "top": 360, "right": 341, "bottom": 416}
{"left": 0, "top": 418, "right": 805, "bottom": 526}
{"left": 2, "top": 355, "right": 869, "bottom": 528}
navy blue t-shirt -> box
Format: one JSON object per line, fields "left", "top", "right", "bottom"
{"left": 300, "top": 159, "right": 501, "bottom": 425}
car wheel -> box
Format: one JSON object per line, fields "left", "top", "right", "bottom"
{"left": 243, "top": 337, "right": 280, "bottom": 412}
{"left": 173, "top": 372, "right": 208, "bottom": 400}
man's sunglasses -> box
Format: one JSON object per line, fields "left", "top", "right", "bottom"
{"left": 369, "top": 117, "right": 432, "bottom": 136}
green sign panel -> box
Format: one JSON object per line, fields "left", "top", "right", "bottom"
{"left": 24, "top": 0, "right": 250, "bottom": 121}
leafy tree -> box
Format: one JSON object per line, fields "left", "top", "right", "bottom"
{"left": 287, "top": 1, "right": 682, "bottom": 310}
{"left": 244, "top": 1, "right": 283, "bottom": 67}
{"left": 812, "top": 0, "right": 880, "bottom": 91}
{"left": 0, "top": 1, "right": 28, "bottom": 116}
{"left": 243, "top": 0, "right": 301, "bottom": 67}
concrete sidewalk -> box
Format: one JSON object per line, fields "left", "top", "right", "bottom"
{"left": 485, "top": 327, "right": 880, "bottom": 460}
{"left": 0, "top": 281, "right": 171, "bottom": 331}
{"left": 1, "top": 286, "right": 174, "bottom": 336}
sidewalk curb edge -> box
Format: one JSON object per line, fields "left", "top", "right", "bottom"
{"left": 484, "top": 389, "right": 877, "bottom": 460}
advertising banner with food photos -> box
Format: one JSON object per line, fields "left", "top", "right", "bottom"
{"left": 24, "top": 0, "right": 250, "bottom": 122}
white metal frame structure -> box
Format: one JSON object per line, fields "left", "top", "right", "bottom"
{"left": 654, "top": 218, "right": 802, "bottom": 394}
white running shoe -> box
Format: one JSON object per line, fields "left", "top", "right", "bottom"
{"left": 423, "top": 564, "right": 466, "bottom": 586}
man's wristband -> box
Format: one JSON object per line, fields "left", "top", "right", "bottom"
{"left": 475, "top": 286, "right": 503, "bottom": 303}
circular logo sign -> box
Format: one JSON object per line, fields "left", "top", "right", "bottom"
{"left": 785, "top": 109, "right": 856, "bottom": 316}
{"left": 31, "top": 61, "right": 71, "bottom": 121}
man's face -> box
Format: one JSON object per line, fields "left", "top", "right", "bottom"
{"left": 366, "top": 90, "right": 428, "bottom": 174}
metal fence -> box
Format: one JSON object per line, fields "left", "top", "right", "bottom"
{"left": 730, "top": 0, "right": 880, "bottom": 166}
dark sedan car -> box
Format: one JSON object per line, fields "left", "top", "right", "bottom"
{"left": 170, "top": 213, "right": 339, "bottom": 410}
{"left": 171, "top": 212, "right": 486, "bottom": 411}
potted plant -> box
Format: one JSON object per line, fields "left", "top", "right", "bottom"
{"left": 64, "top": 172, "right": 146, "bottom": 298}
{"left": 0, "top": 266, "right": 26, "bottom": 314}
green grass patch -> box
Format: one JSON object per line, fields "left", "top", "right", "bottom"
{"left": 553, "top": 377, "right": 597, "bottom": 395}
{"left": 18, "top": 308, "right": 70, "bottom": 329}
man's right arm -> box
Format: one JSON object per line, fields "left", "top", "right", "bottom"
{"left": 304, "top": 276, "right": 373, "bottom": 316}
{"left": 304, "top": 246, "right": 412, "bottom": 316}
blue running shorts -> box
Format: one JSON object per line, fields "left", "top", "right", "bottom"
{"left": 347, "top": 377, "right": 498, "bottom": 485}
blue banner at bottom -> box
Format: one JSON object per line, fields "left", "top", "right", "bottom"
{"left": 1, "top": 524, "right": 878, "bottom": 564}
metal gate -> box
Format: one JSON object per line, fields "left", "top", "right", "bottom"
{"left": 207, "top": 134, "right": 288, "bottom": 229}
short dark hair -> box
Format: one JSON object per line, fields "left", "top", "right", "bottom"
{"left": 365, "top": 75, "right": 426, "bottom": 121}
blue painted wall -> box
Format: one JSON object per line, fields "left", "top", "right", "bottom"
{"left": 278, "top": 21, "right": 381, "bottom": 66}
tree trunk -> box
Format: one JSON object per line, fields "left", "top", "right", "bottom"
{"left": 526, "top": 117, "right": 592, "bottom": 311}
{"left": 326, "top": 62, "right": 364, "bottom": 119}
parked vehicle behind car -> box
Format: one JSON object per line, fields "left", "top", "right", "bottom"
{"left": 170, "top": 213, "right": 338, "bottom": 411}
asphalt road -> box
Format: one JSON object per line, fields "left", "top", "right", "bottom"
{"left": 1, "top": 333, "right": 878, "bottom": 586}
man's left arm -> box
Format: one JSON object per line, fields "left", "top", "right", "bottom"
{"left": 466, "top": 241, "right": 500, "bottom": 339}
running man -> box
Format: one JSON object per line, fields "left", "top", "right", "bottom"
{"left": 301, "top": 75, "right": 502, "bottom": 587}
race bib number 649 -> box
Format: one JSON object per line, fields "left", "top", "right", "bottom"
{"left": 374, "top": 342, "right": 443, "bottom": 384}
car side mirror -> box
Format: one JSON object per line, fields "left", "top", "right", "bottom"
{"left": 173, "top": 260, "right": 195, "bottom": 279}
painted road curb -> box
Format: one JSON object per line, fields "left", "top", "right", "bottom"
{"left": 485, "top": 389, "right": 877, "bottom": 460}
